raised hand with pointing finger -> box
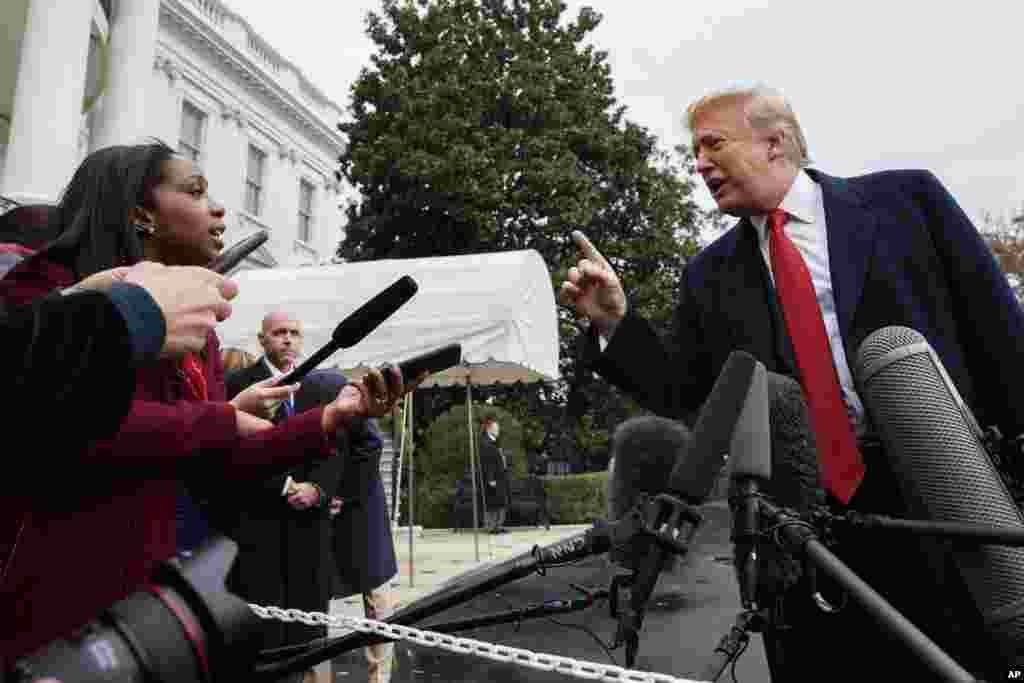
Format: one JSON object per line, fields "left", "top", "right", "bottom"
{"left": 557, "top": 230, "right": 628, "bottom": 335}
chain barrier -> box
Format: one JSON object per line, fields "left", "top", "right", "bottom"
{"left": 249, "top": 603, "right": 711, "bottom": 683}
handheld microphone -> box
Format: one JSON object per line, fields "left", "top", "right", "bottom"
{"left": 727, "top": 361, "right": 769, "bottom": 609}
{"left": 278, "top": 275, "right": 418, "bottom": 386}
{"left": 854, "top": 325, "right": 1024, "bottom": 665}
{"left": 208, "top": 230, "right": 269, "bottom": 275}
{"left": 617, "top": 349, "right": 761, "bottom": 667}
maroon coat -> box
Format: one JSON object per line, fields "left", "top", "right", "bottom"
{"left": 0, "top": 252, "right": 338, "bottom": 663}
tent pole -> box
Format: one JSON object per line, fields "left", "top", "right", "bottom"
{"left": 407, "top": 389, "right": 415, "bottom": 587}
{"left": 391, "top": 400, "right": 406, "bottom": 529}
{"left": 467, "top": 379, "right": 479, "bottom": 562}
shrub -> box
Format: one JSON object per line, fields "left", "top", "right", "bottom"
{"left": 542, "top": 472, "right": 608, "bottom": 524}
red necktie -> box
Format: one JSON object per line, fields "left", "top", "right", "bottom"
{"left": 768, "top": 209, "right": 864, "bottom": 503}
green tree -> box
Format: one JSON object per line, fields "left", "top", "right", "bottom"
{"left": 338, "top": 0, "right": 705, "bottom": 467}
{"left": 981, "top": 208, "right": 1024, "bottom": 302}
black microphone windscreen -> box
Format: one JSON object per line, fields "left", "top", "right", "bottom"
{"left": 761, "top": 371, "right": 824, "bottom": 514}
{"left": 608, "top": 416, "right": 692, "bottom": 522}
{"left": 669, "top": 350, "right": 760, "bottom": 504}
{"left": 607, "top": 416, "right": 691, "bottom": 570}
{"left": 332, "top": 275, "right": 418, "bottom": 348}
{"left": 855, "top": 325, "right": 1024, "bottom": 662}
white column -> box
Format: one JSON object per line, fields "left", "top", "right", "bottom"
{"left": 90, "top": 0, "right": 161, "bottom": 150}
{"left": 1, "top": 0, "right": 94, "bottom": 203}
{"left": 269, "top": 147, "right": 298, "bottom": 264}
{"left": 216, "top": 106, "right": 247, "bottom": 239}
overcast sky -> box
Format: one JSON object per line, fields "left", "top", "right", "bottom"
{"left": 225, "top": 0, "right": 1024, "bottom": 225}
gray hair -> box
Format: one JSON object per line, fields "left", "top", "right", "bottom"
{"left": 685, "top": 83, "right": 811, "bottom": 167}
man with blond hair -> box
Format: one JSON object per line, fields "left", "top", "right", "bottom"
{"left": 560, "top": 83, "right": 1024, "bottom": 680}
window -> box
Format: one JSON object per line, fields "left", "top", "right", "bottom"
{"left": 298, "top": 179, "right": 314, "bottom": 243}
{"left": 178, "top": 101, "right": 205, "bottom": 162}
{"left": 245, "top": 144, "right": 265, "bottom": 215}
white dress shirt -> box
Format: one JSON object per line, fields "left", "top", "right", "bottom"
{"left": 750, "top": 170, "right": 867, "bottom": 437}
{"left": 263, "top": 356, "right": 296, "bottom": 413}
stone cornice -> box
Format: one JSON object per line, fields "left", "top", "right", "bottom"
{"left": 155, "top": 47, "right": 339, "bottom": 184}
{"left": 160, "top": 0, "right": 345, "bottom": 158}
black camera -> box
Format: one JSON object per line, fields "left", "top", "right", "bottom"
{"left": 8, "top": 537, "right": 258, "bottom": 683}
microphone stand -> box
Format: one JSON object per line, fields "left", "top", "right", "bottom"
{"left": 834, "top": 511, "right": 1024, "bottom": 546}
{"left": 700, "top": 481, "right": 765, "bottom": 682}
{"left": 700, "top": 608, "right": 766, "bottom": 682}
{"left": 756, "top": 497, "right": 981, "bottom": 683}
{"left": 609, "top": 494, "right": 703, "bottom": 668}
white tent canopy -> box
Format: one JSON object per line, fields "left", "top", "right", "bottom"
{"left": 216, "top": 249, "right": 560, "bottom": 383}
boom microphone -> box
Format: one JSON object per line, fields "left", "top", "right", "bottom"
{"left": 278, "top": 275, "right": 418, "bottom": 386}
{"left": 854, "top": 325, "right": 1024, "bottom": 664}
{"left": 607, "top": 416, "right": 692, "bottom": 570}
{"left": 617, "top": 350, "right": 761, "bottom": 667}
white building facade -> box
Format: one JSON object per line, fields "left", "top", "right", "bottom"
{"left": 0, "top": 0, "right": 348, "bottom": 268}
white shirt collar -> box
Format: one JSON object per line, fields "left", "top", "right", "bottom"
{"left": 750, "top": 170, "right": 817, "bottom": 244}
{"left": 263, "top": 356, "right": 293, "bottom": 378}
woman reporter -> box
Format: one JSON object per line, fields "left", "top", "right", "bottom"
{"left": 0, "top": 141, "right": 409, "bottom": 665}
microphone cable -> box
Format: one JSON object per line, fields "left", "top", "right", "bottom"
{"left": 487, "top": 578, "right": 620, "bottom": 666}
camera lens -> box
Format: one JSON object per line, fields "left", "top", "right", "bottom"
{"left": 10, "top": 537, "right": 258, "bottom": 683}
{"left": 12, "top": 586, "right": 207, "bottom": 683}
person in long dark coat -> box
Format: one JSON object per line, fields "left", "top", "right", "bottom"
{"left": 477, "top": 413, "right": 510, "bottom": 533}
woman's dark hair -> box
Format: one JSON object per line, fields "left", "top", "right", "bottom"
{"left": 48, "top": 140, "right": 175, "bottom": 278}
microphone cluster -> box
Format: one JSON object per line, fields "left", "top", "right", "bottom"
{"left": 608, "top": 327, "right": 1024, "bottom": 681}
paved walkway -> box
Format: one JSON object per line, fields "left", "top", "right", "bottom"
{"left": 329, "top": 524, "right": 591, "bottom": 628}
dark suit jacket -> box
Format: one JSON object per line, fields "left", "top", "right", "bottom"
{"left": 303, "top": 371, "right": 398, "bottom": 596}
{"left": 593, "top": 168, "right": 1024, "bottom": 439}
{"left": 217, "top": 365, "right": 343, "bottom": 647}
{"left": 223, "top": 357, "right": 296, "bottom": 496}
{"left": 225, "top": 358, "right": 271, "bottom": 403}
{"left": 2, "top": 291, "right": 137, "bottom": 447}
{"left": 590, "top": 168, "right": 1024, "bottom": 678}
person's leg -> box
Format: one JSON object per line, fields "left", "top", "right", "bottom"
{"left": 363, "top": 586, "right": 398, "bottom": 683}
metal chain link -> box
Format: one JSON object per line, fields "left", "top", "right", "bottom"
{"left": 249, "top": 603, "right": 710, "bottom": 683}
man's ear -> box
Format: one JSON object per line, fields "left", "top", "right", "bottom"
{"left": 766, "top": 129, "right": 786, "bottom": 162}
{"left": 129, "top": 207, "right": 157, "bottom": 236}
